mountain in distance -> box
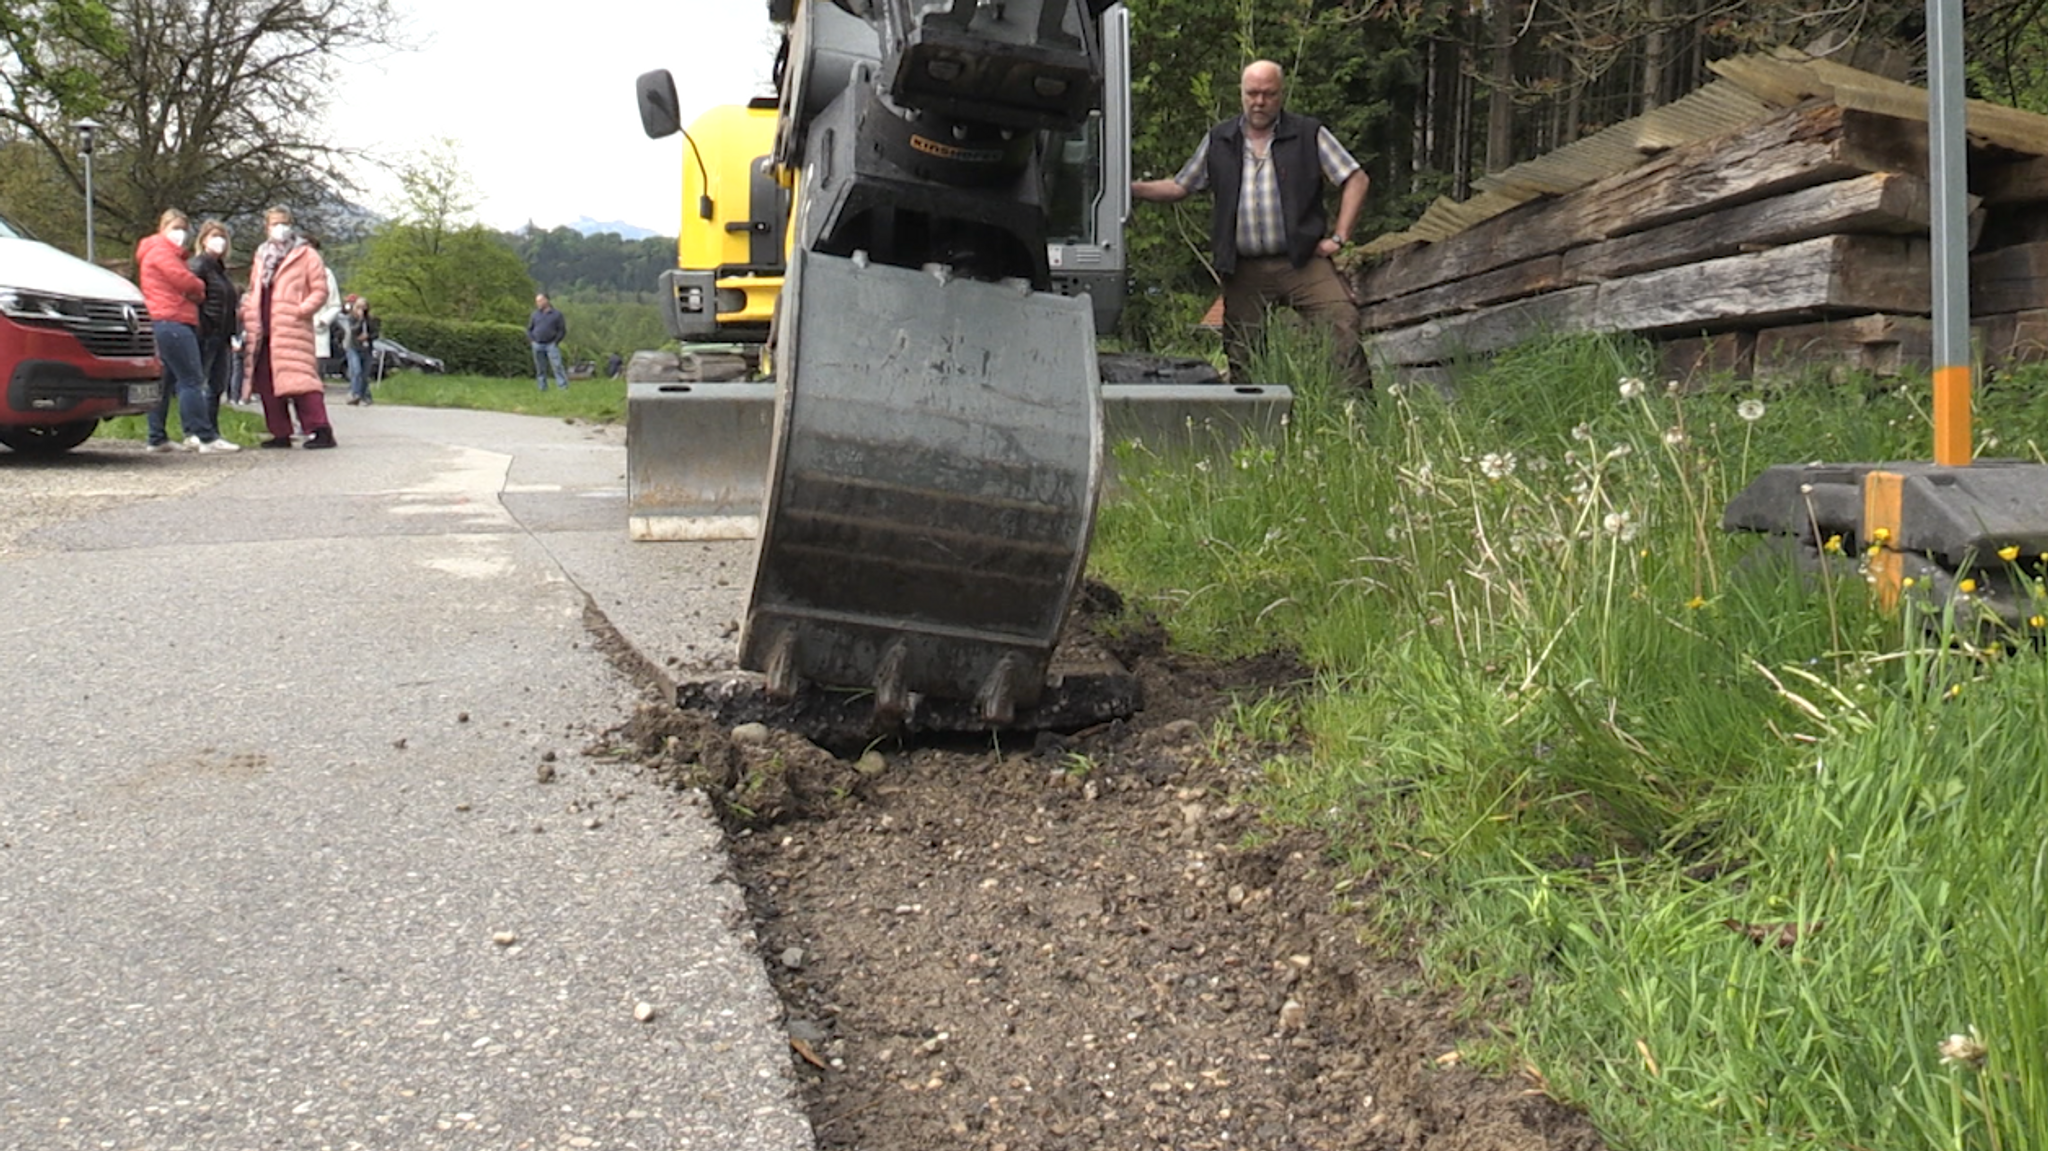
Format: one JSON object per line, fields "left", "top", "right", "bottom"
{"left": 566, "top": 216, "right": 661, "bottom": 240}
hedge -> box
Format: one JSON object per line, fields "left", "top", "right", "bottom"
{"left": 380, "top": 315, "right": 530, "bottom": 378}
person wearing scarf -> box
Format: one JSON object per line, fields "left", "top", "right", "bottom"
{"left": 239, "top": 206, "right": 337, "bottom": 449}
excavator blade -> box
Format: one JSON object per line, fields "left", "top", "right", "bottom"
{"left": 739, "top": 249, "right": 1102, "bottom": 723}
{"left": 626, "top": 380, "right": 778, "bottom": 541}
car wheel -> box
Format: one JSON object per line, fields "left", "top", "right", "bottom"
{"left": 0, "top": 419, "right": 100, "bottom": 456}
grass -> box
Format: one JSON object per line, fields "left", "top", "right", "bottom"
{"left": 94, "top": 372, "right": 627, "bottom": 443}
{"left": 1092, "top": 326, "right": 2048, "bottom": 1150}
{"left": 371, "top": 372, "right": 626, "bottom": 422}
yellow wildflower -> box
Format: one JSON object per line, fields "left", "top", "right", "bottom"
{"left": 1872, "top": 527, "right": 1892, "bottom": 543}
{"left": 1999, "top": 545, "right": 2021, "bottom": 562}
{"left": 2032, "top": 615, "right": 2046, "bottom": 629}
{"left": 1823, "top": 535, "right": 1843, "bottom": 554}
{"left": 1959, "top": 578, "right": 1978, "bottom": 594}
{"left": 1946, "top": 683, "right": 1964, "bottom": 699}
{"left": 1902, "top": 577, "right": 1917, "bottom": 588}
{"left": 1686, "top": 595, "right": 1707, "bottom": 610}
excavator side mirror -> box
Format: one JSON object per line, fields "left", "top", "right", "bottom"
{"left": 635, "top": 69, "right": 683, "bottom": 139}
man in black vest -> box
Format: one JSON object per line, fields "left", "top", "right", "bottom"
{"left": 1132, "top": 59, "right": 1369, "bottom": 390}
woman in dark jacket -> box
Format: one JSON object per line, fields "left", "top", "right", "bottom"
{"left": 189, "top": 219, "right": 240, "bottom": 432}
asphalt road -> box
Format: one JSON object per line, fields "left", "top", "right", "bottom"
{"left": 0, "top": 404, "right": 809, "bottom": 1151}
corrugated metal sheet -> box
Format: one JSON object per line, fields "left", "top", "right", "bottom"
{"left": 1362, "top": 51, "right": 2048, "bottom": 259}
{"left": 1361, "top": 76, "right": 1784, "bottom": 257}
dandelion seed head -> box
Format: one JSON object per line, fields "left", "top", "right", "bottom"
{"left": 1737, "top": 399, "right": 1766, "bottom": 423}
{"left": 1602, "top": 510, "right": 1638, "bottom": 541}
{"left": 1479, "top": 452, "right": 1516, "bottom": 481}
{"left": 1618, "top": 376, "right": 1647, "bottom": 400}
{"left": 1662, "top": 428, "right": 1687, "bottom": 448}
{"left": 1571, "top": 422, "right": 1593, "bottom": 442}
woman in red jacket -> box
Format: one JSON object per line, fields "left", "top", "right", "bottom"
{"left": 136, "top": 209, "right": 238, "bottom": 452}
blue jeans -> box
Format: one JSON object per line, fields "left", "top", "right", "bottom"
{"left": 198, "top": 333, "right": 232, "bottom": 430}
{"left": 346, "top": 345, "right": 370, "bottom": 402}
{"left": 532, "top": 341, "right": 568, "bottom": 390}
{"left": 148, "top": 321, "right": 215, "bottom": 444}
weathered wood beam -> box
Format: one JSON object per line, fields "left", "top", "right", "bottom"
{"left": 1367, "top": 234, "right": 1930, "bottom": 367}
{"left": 1978, "top": 309, "right": 2048, "bottom": 368}
{"left": 1977, "top": 156, "right": 2048, "bottom": 204}
{"left": 1656, "top": 331, "right": 1756, "bottom": 382}
{"left": 1754, "top": 314, "right": 1934, "bottom": 378}
{"left": 1359, "top": 255, "right": 1567, "bottom": 332}
{"left": 1560, "top": 171, "right": 1945, "bottom": 282}
{"left": 1357, "top": 103, "right": 1927, "bottom": 306}
{"left": 1970, "top": 241, "right": 2048, "bottom": 316}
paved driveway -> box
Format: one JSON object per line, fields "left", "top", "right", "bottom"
{"left": 0, "top": 407, "right": 808, "bottom": 1150}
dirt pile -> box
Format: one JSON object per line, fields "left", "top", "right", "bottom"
{"left": 624, "top": 611, "right": 1606, "bottom": 1151}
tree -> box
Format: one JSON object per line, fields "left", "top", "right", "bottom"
{"left": 350, "top": 142, "right": 535, "bottom": 324}
{"left": 1, "top": 0, "right": 399, "bottom": 246}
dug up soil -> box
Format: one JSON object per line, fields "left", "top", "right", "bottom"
{"left": 621, "top": 590, "right": 1607, "bottom": 1151}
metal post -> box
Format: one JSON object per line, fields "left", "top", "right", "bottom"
{"left": 82, "top": 151, "right": 95, "bottom": 264}
{"left": 1927, "top": 0, "right": 1971, "bottom": 466}
{"left": 73, "top": 119, "right": 101, "bottom": 264}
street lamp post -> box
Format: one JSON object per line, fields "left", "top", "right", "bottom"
{"left": 72, "top": 118, "right": 102, "bottom": 263}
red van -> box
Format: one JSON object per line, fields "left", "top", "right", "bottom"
{"left": 0, "top": 211, "right": 162, "bottom": 455}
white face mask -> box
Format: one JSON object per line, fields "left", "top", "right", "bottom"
{"left": 269, "top": 223, "right": 292, "bottom": 243}
{"left": 205, "top": 235, "right": 228, "bottom": 256}
{"left": 166, "top": 227, "right": 188, "bottom": 248}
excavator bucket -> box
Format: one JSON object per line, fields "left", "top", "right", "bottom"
{"left": 739, "top": 249, "right": 1102, "bottom": 723}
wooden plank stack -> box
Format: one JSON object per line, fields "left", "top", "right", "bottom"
{"left": 1356, "top": 52, "right": 2048, "bottom": 387}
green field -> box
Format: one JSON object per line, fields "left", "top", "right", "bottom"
{"left": 94, "top": 374, "right": 627, "bottom": 444}
{"left": 1094, "top": 330, "right": 2048, "bottom": 1150}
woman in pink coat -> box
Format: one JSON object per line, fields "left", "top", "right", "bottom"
{"left": 240, "top": 205, "right": 336, "bottom": 449}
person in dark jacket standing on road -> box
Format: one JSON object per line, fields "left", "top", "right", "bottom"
{"left": 190, "top": 219, "right": 240, "bottom": 435}
{"left": 345, "top": 295, "right": 381, "bottom": 406}
{"left": 528, "top": 293, "right": 569, "bottom": 391}
{"left": 1131, "top": 60, "right": 1369, "bottom": 390}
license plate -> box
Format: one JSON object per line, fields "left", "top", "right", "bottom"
{"left": 126, "top": 382, "right": 161, "bottom": 405}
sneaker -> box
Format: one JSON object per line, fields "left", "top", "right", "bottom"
{"left": 145, "top": 440, "right": 182, "bottom": 453}
{"left": 304, "top": 427, "right": 337, "bottom": 450}
{"left": 259, "top": 437, "right": 293, "bottom": 449}
{"left": 197, "top": 437, "right": 241, "bottom": 453}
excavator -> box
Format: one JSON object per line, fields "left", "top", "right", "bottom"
{"left": 632, "top": 0, "right": 1288, "bottom": 725}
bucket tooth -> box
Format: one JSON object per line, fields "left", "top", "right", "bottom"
{"left": 976, "top": 654, "right": 1026, "bottom": 726}
{"left": 874, "top": 640, "right": 911, "bottom": 723}
{"left": 764, "top": 628, "right": 803, "bottom": 700}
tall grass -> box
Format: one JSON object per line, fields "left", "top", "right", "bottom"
{"left": 1094, "top": 327, "right": 2048, "bottom": 1149}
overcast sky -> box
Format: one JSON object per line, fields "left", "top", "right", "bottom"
{"left": 331, "top": 1, "right": 777, "bottom": 234}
